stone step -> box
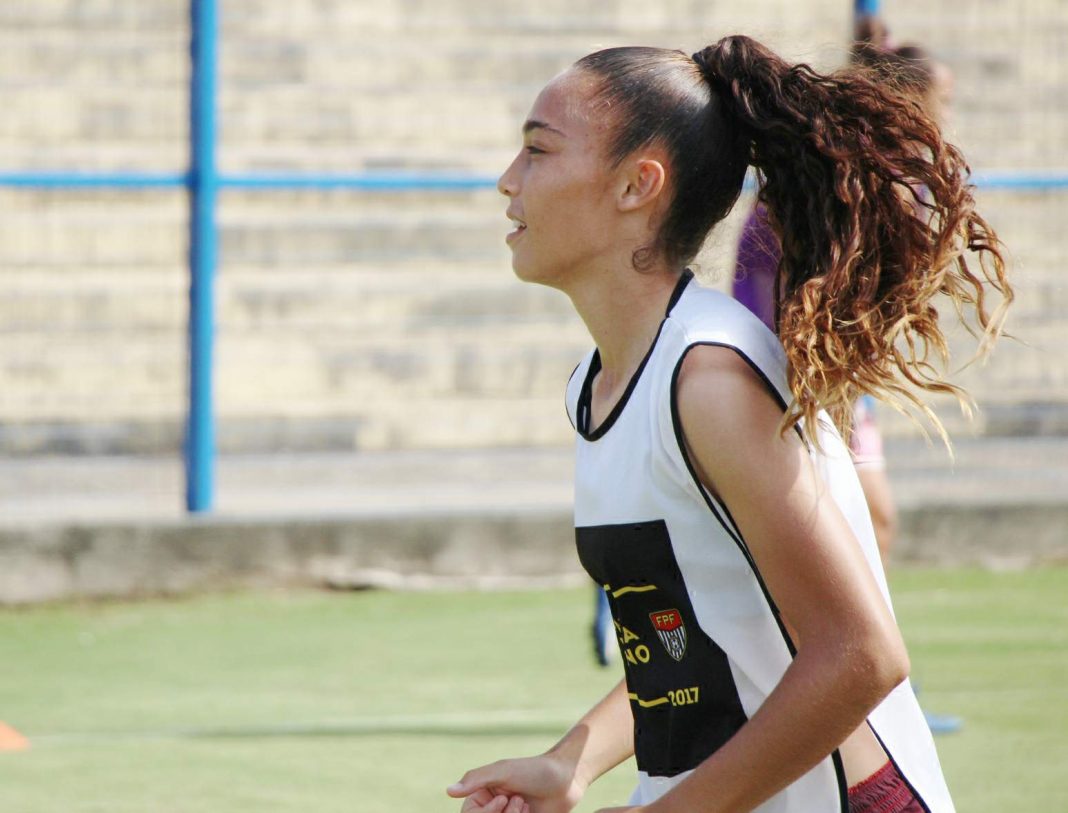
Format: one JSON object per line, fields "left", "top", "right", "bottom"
{"left": 0, "top": 32, "right": 186, "bottom": 86}
{"left": 0, "top": 30, "right": 571, "bottom": 91}
{"left": 3, "top": 321, "right": 1060, "bottom": 421}
{"left": 0, "top": 266, "right": 579, "bottom": 331}
{"left": 0, "top": 393, "right": 578, "bottom": 455}
{"left": 0, "top": 143, "right": 512, "bottom": 174}
{"left": 1, "top": 187, "right": 1061, "bottom": 275}
{"left": 0, "top": 2, "right": 186, "bottom": 29}
{"left": 0, "top": 326, "right": 590, "bottom": 418}
{"left": 1, "top": 85, "right": 185, "bottom": 143}
{"left": 216, "top": 0, "right": 847, "bottom": 39}
{"left": 0, "top": 83, "right": 526, "bottom": 147}
{"left": 0, "top": 188, "right": 514, "bottom": 266}
{"left": 4, "top": 390, "right": 1066, "bottom": 458}
{"left": 4, "top": 264, "right": 1064, "bottom": 336}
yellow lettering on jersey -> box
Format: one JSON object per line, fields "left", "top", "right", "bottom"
{"left": 666, "top": 686, "right": 700, "bottom": 706}
{"left": 620, "top": 625, "right": 640, "bottom": 644}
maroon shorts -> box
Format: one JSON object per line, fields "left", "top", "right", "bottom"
{"left": 848, "top": 761, "right": 926, "bottom": 813}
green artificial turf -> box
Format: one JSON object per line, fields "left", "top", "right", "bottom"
{"left": 0, "top": 568, "right": 1065, "bottom": 811}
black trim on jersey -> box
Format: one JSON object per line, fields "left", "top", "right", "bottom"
{"left": 564, "top": 360, "right": 584, "bottom": 431}
{"left": 668, "top": 343, "right": 796, "bottom": 653}
{"left": 666, "top": 268, "right": 694, "bottom": 314}
{"left": 670, "top": 340, "right": 849, "bottom": 811}
{"left": 867, "top": 724, "right": 933, "bottom": 813}
{"left": 831, "top": 749, "right": 850, "bottom": 813}
{"left": 575, "top": 271, "right": 693, "bottom": 441}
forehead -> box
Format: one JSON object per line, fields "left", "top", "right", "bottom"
{"left": 526, "top": 69, "right": 606, "bottom": 141}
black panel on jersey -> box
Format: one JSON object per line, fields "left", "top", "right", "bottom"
{"left": 576, "top": 520, "right": 749, "bottom": 778}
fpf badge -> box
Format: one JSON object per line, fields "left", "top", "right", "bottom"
{"left": 649, "top": 609, "right": 687, "bottom": 661}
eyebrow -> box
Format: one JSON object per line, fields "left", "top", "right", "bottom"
{"left": 522, "top": 119, "right": 566, "bottom": 137}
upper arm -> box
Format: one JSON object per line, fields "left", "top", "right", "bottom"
{"left": 674, "top": 345, "right": 903, "bottom": 655}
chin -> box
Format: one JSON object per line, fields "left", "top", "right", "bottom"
{"left": 510, "top": 254, "right": 541, "bottom": 284}
{"left": 510, "top": 251, "right": 570, "bottom": 291}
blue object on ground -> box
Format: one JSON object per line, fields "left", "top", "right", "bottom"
{"left": 592, "top": 587, "right": 613, "bottom": 667}
{"left": 924, "top": 710, "right": 963, "bottom": 735}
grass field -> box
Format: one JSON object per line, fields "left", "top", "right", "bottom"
{"left": 2, "top": 567, "right": 1066, "bottom": 812}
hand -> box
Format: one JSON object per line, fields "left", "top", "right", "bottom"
{"left": 459, "top": 788, "right": 530, "bottom": 813}
{"left": 447, "top": 753, "right": 587, "bottom": 813}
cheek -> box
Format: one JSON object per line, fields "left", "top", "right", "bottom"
{"left": 536, "top": 170, "right": 610, "bottom": 232}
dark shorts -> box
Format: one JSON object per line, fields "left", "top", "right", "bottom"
{"left": 848, "top": 761, "right": 926, "bottom": 813}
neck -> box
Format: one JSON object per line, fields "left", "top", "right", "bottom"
{"left": 567, "top": 260, "right": 684, "bottom": 384}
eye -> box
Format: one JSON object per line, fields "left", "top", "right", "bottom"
{"left": 525, "top": 145, "right": 545, "bottom": 155}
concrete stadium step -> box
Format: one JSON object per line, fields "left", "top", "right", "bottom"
{"left": 0, "top": 394, "right": 578, "bottom": 456}
{"left": 0, "top": 144, "right": 513, "bottom": 174}
{"left": 0, "top": 327, "right": 590, "bottom": 417}
{"left": 219, "top": 217, "right": 507, "bottom": 265}
{"left": 0, "top": 266, "right": 576, "bottom": 332}
{"left": 2, "top": 189, "right": 1061, "bottom": 273}
{"left": 0, "top": 3, "right": 186, "bottom": 29}
{"left": 3, "top": 435, "right": 1066, "bottom": 604}
{"left": 217, "top": 267, "right": 576, "bottom": 331}
{"left": 219, "top": 0, "right": 845, "bottom": 39}
{"left": 222, "top": 38, "right": 584, "bottom": 92}
{"left": 11, "top": 259, "right": 1064, "bottom": 334}
{"left": 2, "top": 84, "right": 519, "bottom": 148}
{"left": 0, "top": 31, "right": 186, "bottom": 86}
{"left": 2, "top": 86, "right": 185, "bottom": 144}
{"left": 0, "top": 207, "right": 510, "bottom": 269}
{"left": 0, "top": 188, "right": 515, "bottom": 264}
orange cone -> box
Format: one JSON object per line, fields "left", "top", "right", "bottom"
{"left": 0, "top": 721, "right": 29, "bottom": 752}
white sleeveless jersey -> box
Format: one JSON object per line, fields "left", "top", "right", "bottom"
{"left": 565, "top": 272, "right": 954, "bottom": 813}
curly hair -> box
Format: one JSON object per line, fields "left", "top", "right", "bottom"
{"left": 575, "top": 35, "right": 1012, "bottom": 446}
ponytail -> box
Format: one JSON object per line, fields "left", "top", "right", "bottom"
{"left": 575, "top": 37, "right": 1011, "bottom": 447}
{"left": 691, "top": 35, "right": 1011, "bottom": 444}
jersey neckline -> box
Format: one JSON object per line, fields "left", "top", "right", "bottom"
{"left": 575, "top": 270, "right": 693, "bottom": 441}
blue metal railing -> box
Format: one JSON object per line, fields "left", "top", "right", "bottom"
{"left": 1, "top": 0, "right": 1065, "bottom": 513}
{"left": 4, "top": 169, "right": 1065, "bottom": 194}
{"left": 187, "top": 0, "right": 219, "bottom": 512}
{"left": 0, "top": 172, "right": 187, "bottom": 189}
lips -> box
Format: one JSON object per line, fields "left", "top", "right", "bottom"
{"left": 505, "top": 212, "right": 527, "bottom": 244}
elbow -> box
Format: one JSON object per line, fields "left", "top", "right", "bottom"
{"left": 854, "top": 625, "right": 911, "bottom": 702}
{"left": 875, "top": 639, "right": 911, "bottom": 696}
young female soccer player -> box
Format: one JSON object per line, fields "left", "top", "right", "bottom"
{"left": 447, "top": 35, "right": 1010, "bottom": 813}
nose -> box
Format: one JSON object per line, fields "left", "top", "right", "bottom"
{"left": 497, "top": 153, "right": 520, "bottom": 198}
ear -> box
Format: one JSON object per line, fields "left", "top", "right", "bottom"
{"left": 617, "top": 157, "right": 667, "bottom": 213}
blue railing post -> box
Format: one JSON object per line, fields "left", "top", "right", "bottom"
{"left": 187, "top": 0, "right": 219, "bottom": 512}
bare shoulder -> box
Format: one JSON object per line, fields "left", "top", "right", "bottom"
{"left": 675, "top": 343, "right": 783, "bottom": 435}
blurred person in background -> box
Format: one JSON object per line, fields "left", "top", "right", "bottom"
{"left": 737, "top": 15, "right": 956, "bottom": 568}
{"left": 731, "top": 14, "right": 962, "bottom": 736}
{"left": 450, "top": 30, "right": 1008, "bottom": 813}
